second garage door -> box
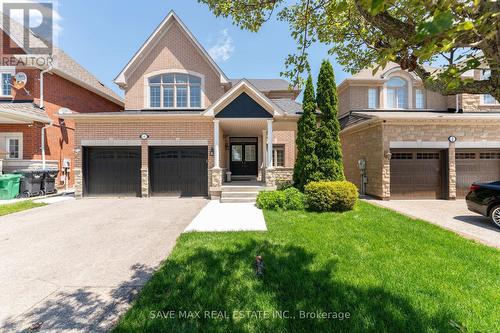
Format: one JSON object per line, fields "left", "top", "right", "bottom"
{"left": 456, "top": 149, "right": 500, "bottom": 198}
{"left": 390, "top": 150, "right": 446, "bottom": 199}
{"left": 149, "top": 146, "right": 208, "bottom": 197}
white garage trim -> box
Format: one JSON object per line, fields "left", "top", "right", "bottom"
{"left": 390, "top": 141, "right": 500, "bottom": 149}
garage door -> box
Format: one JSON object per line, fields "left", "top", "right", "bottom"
{"left": 456, "top": 150, "right": 500, "bottom": 198}
{"left": 150, "top": 146, "right": 208, "bottom": 196}
{"left": 390, "top": 150, "right": 445, "bottom": 199}
{"left": 84, "top": 147, "right": 141, "bottom": 196}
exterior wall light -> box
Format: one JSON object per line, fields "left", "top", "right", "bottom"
{"left": 140, "top": 133, "right": 149, "bottom": 140}
{"left": 448, "top": 136, "right": 457, "bottom": 143}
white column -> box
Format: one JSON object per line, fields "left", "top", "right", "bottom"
{"left": 262, "top": 130, "right": 267, "bottom": 169}
{"left": 213, "top": 119, "right": 220, "bottom": 168}
{"left": 267, "top": 119, "right": 273, "bottom": 168}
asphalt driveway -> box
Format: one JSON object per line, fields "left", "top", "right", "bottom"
{"left": 367, "top": 199, "right": 500, "bottom": 248}
{"left": 0, "top": 198, "right": 207, "bottom": 332}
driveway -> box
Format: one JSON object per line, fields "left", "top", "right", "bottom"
{"left": 366, "top": 198, "right": 500, "bottom": 248}
{"left": 0, "top": 198, "right": 207, "bottom": 332}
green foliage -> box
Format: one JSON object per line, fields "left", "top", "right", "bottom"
{"left": 256, "top": 190, "right": 285, "bottom": 210}
{"left": 315, "top": 60, "right": 344, "bottom": 182}
{"left": 199, "top": 0, "right": 500, "bottom": 100}
{"left": 282, "top": 187, "right": 305, "bottom": 210}
{"left": 304, "top": 181, "right": 358, "bottom": 212}
{"left": 0, "top": 200, "right": 46, "bottom": 216}
{"left": 256, "top": 188, "right": 305, "bottom": 211}
{"left": 293, "top": 74, "right": 320, "bottom": 191}
{"left": 276, "top": 178, "right": 294, "bottom": 191}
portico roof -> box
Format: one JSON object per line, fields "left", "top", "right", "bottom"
{"left": 0, "top": 102, "right": 51, "bottom": 124}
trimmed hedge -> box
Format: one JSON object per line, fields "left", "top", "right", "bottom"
{"left": 256, "top": 187, "right": 305, "bottom": 211}
{"left": 304, "top": 181, "right": 358, "bottom": 212}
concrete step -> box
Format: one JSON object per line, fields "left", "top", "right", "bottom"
{"left": 221, "top": 186, "right": 266, "bottom": 192}
{"left": 220, "top": 197, "right": 257, "bottom": 203}
{"left": 221, "top": 191, "right": 259, "bottom": 199}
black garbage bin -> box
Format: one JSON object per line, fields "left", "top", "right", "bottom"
{"left": 41, "top": 170, "right": 58, "bottom": 195}
{"left": 14, "top": 170, "right": 43, "bottom": 198}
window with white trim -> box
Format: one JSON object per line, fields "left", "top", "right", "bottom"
{"left": 272, "top": 145, "right": 285, "bottom": 167}
{"left": 1, "top": 73, "right": 12, "bottom": 96}
{"left": 480, "top": 70, "right": 498, "bottom": 104}
{"left": 148, "top": 73, "right": 202, "bottom": 108}
{"left": 482, "top": 94, "right": 499, "bottom": 105}
{"left": 386, "top": 77, "right": 408, "bottom": 109}
{"left": 5, "top": 137, "right": 20, "bottom": 159}
{"left": 415, "top": 89, "right": 425, "bottom": 109}
{"left": 368, "top": 88, "right": 378, "bottom": 109}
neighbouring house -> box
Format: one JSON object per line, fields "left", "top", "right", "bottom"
{"left": 0, "top": 18, "right": 123, "bottom": 188}
{"left": 62, "top": 11, "right": 301, "bottom": 198}
{"left": 338, "top": 63, "right": 500, "bottom": 200}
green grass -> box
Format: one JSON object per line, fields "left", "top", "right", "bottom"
{"left": 0, "top": 200, "right": 46, "bottom": 216}
{"left": 113, "top": 201, "right": 499, "bottom": 333}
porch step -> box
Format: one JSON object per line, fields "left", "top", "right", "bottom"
{"left": 220, "top": 197, "right": 258, "bottom": 203}
{"left": 221, "top": 185, "right": 266, "bottom": 192}
{"left": 221, "top": 191, "right": 259, "bottom": 199}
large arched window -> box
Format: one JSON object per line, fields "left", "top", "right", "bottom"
{"left": 148, "top": 73, "right": 202, "bottom": 108}
{"left": 386, "top": 77, "right": 408, "bottom": 109}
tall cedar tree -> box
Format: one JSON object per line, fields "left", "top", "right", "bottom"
{"left": 315, "top": 60, "right": 345, "bottom": 181}
{"left": 293, "top": 74, "right": 319, "bottom": 190}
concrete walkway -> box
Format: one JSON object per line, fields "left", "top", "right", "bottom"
{"left": 0, "top": 198, "right": 207, "bottom": 332}
{"left": 184, "top": 201, "right": 267, "bottom": 232}
{"left": 365, "top": 198, "right": 500, "bottom": 248}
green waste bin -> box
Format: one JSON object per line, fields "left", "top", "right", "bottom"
{"left": 0, "top": 174, "right": 22, "bottom": 200}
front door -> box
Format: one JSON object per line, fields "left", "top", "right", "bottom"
{"left": 230, "top": 140, "right": 258, "bottom": 176}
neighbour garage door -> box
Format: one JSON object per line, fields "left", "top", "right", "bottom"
{"left": 456, "top": 149, "right": 500, "bottom": 198}
{"left": 84, "top": 147, "right": 141, "bottom": 196}
{"left": 150, "top": 146, "right": 208, "bottom": 196}
{"left": 390, "top": 150, "right": 445, "bottom": 199}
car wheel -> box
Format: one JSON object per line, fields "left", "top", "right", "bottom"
{"left": 490, "top": 205, "right": 500, "bottom": 229}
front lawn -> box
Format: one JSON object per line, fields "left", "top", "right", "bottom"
{"left": 113, "top": 201, "right": 499, "bottom": 333}
{"left": 0, "top": 200, "right": 46, "bottom": 216}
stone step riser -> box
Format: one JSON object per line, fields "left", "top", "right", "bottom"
{"left": 221, "top": 186, "right": 266, "bottom": 192}
{"left": 221, "top": 192, "right": 259, "bottom": 199}
{"left": 220, "top": 198, "right": 257, "bottom": 203}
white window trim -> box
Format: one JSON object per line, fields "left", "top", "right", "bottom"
{"left": 368, "top": 88, "right": 378, "bottom": 109}
{"left": 0, "top": 66, "right": 15, "bottom": 98}
{"left": 382, "top": 73, "right": 413, "bottom": 109}
{"left": 4, "top": 133, "right": 23, "bottom": 160}
{"left": 272, "top": 144, "right": 285, "bottom": 167}
{"left": 143, "top": 69, "right": 205, "bottom": 109}
{"left": 480, "top": 94, "right": 499, "bottom": 106}
{"left": 415, "top": 88, "right": 425, "bottom": 109}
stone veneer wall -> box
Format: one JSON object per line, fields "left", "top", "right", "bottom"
{"left": 340, "top": 122, "right": 385, "bottom": 198}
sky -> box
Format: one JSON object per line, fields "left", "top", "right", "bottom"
{"left": 51, "top": 0, "right": 350, "bottom": 99}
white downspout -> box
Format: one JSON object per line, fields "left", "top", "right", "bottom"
{"left": 40, "top": 66, "right": 53, "bottom": 169}
{"left": 39, "top": 66, "right": 52, "bottom": 109}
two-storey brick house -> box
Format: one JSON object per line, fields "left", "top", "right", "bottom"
{"left": 0, "top": 19, "right": 123, "bottom": 188}
{"left": 64, "top": 11, "right": 301, "bottom": 198}
{"left": 338, "top": 63, "right": 500, "bottom": 200}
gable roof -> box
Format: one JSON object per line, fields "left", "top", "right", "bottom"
{"left": 215, "top": 92, "right": 273, "bottom": 118}
{"left": 229, "top": 79, "right": 299, "bottom": 93}
{"left": 0, "top": 13, "right": 124, "bottom": 107}
{"left": 114, "top": 10, "right": 229, "bottom": 88}
{"left": 203, "top": 79, "right": 285, "bottom": 117}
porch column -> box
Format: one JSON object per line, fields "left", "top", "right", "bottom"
{"left": 267, "top": 119, "right": 273, "bottom": 168}
{"left": 213, "top": 119, "right": 220, "bottom": 168}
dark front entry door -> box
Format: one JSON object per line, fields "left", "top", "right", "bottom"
{"left": 230, "top": 141, "right": 258, "bottom": 176}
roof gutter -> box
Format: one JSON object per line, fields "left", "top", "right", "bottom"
{"left": 39, "top": 65, "right": 53, "bottom": 109}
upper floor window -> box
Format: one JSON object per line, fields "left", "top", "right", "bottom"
{"left": 368, "top": 88, "right": 378, "bottom": 109}
{"left": 415, "top": 89, "right": 425, "bottom": 109}
{"left": 1, "top": 73, "right": 12, "bottom": 96}
{"left": 482, "top": 94, "right": 499, "bottom": 105}
{"left": 386, "top": 77, "right": 408, "bottom": 109}
{"left": 148, "top": 73, "right": 202, "bottom": 108}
